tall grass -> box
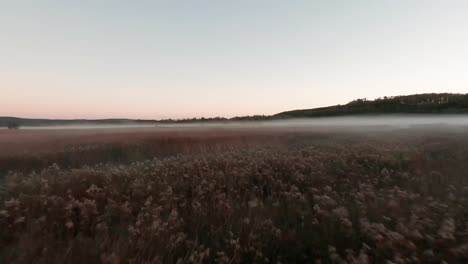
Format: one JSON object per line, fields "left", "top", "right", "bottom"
{"left": 0, "top": 131, "right": 467, "bottom": 263}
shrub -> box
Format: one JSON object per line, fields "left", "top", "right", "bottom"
{"left": 7, "top": 122, "right": 20, "bottom": 130}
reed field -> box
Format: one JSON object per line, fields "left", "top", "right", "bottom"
{"left": 0, "top": 126, "right": 467, "bottom": 263}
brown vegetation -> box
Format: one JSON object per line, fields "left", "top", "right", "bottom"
{"left": 0, "top": 128, "right": 467, "bottom": 263}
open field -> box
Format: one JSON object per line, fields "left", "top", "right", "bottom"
{"left": 1, "top": 126, "right": 468, "bottom": 263}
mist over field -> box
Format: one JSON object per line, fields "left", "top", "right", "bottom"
{"left": 237, "top": 115, "right": 468, "bottom": 129}
{"left": 3, "top": 114, "right": 468, "bottom": 130}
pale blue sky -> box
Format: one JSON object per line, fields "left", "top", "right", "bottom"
{"left": 2, "top": 1, "right": 468, "bottom": 119}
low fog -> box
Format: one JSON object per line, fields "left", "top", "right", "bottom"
{"left": 158, "top": 115, "right": 468, "bottom": 129}
{"left": 265, "top": 115, "right": 468, "bottom": 128}
{"left": 2, "top": 115, "right": 468, "bottom": 131}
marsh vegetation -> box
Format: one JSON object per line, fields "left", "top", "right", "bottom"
{"left": 0, "top": 126, "right": 467, "bottom": 263}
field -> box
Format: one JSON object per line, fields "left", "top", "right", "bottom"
{"left": 0, "top": 126, "right": 467, "bottom": 263}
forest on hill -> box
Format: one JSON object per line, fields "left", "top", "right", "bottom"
{"left": 275, "top": 93, "right": 468, "bottom": 118}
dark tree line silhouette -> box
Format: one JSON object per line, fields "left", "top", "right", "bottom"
{"left": 275, "top": 93, "right": 468, "bottom": 118}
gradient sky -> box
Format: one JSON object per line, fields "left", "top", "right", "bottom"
{"left": 2, "top": 1, "right": 468, "bottom": 119}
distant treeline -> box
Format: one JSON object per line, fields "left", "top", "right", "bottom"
{"left": 0, "top": 115, "right": 273, "bottom": 128}
{"left": 155, "top": 115, "right": 273, "bottom": 124}
{"left": 0, "top": 117, "right": 156, "bottom": 128}
{"left": 275, "top": 93, "right": 468, "bottom": 118}
{"left": 3, "top": 93, "right": 468, "bottom": 127}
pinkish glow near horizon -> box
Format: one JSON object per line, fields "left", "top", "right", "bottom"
{"left": 2, "top": 1, "right": 468, "bottom": 119}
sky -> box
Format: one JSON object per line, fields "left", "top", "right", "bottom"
{"left": 1, "top": 0, "right": 468, "bottom": 119}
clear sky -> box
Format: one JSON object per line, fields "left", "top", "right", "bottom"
{"left": 2, "top": 1, "right": 468, "bottom": 119}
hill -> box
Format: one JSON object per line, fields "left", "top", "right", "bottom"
{"left": 275, "top": 93, "right": 468, "bottom": 118}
